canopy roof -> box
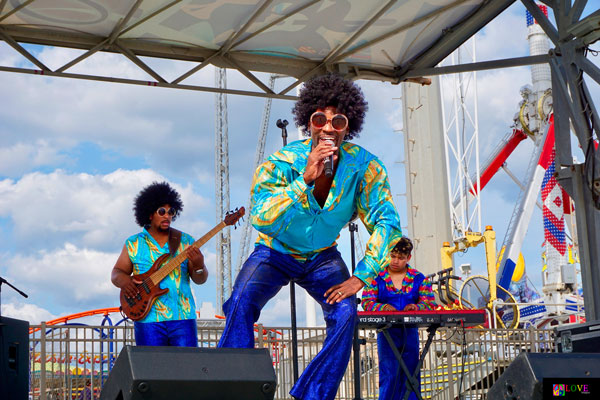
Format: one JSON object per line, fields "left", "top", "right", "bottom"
{"left": 0, "top": 0, "right": 516, "bottom": 98}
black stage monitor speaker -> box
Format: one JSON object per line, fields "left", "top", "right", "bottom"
{"left": 0, "top": 316, "right": 29, "bottom": 400}
{"left": 555, "top": 320, "right": 600, "bottom": 353}
{"left": 488, "top": 352, "right": 600, "bottom": 400}
{"left": 100, "top": 346, "right": 277, "bottom": 400}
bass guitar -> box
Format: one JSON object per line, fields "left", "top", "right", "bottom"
{"left": 120, "top": 207, "right": 245, "bottom": 321}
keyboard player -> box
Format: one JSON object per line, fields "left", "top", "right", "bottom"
{"left": 361, "top": 237, "right": 436, "bottom": 400}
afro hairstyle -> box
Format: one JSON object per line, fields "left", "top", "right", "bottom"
{"left": 133, "top": 181, "right": 183, "bottom": 227}
{"left": 391, "top": 237, "right": 413, "bottom": 256}
{"left": 292, "top": 73, "right": 368, "bottom": 140}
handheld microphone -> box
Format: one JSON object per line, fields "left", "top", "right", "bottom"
{"left": 323, "top": 139, "right": 334, "bottom": 177}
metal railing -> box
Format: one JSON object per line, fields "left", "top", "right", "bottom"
{"left": 29, "top": 323, "right": 555, "bottom": 400}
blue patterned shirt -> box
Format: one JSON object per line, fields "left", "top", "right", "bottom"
{"left": 125, "top": 228, "right": 196, "bottom": 322}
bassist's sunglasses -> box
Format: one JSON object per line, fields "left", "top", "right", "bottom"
{"left": 156, "top": 207, "right": 177, "bottom": 217}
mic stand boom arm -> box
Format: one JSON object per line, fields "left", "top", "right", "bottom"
{"left": 0, "top": 276, "right": 29, "bottom": 318}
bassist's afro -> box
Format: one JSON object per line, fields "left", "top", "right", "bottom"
{"left": 133, "top": 181, "right": 183, "bottom": 227}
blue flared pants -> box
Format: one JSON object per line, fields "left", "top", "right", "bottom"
{"left": 218, "top": 245, "right": 357, "bottom": 400}
{"left": 134, "top": 319, "right": 198, "bottom": 347}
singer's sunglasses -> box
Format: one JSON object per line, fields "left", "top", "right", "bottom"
{"left": 156, "top": 207, "right": 177, "bottom": 217}
{"left": 310, "top": 112, "right": 348, "bottom": 132}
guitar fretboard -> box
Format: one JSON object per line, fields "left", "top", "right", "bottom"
{"left": 150, "top": 221, "right": 227, "bottom": 284}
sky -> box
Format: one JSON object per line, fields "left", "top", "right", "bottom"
{"left": 1, "top": 2, "right": 599, "bottom": 327}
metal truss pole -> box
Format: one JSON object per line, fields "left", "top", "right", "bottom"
{"left": 441, "top": 38, "right": 481, "bottom": 242}
{"left": 215, "top": 67, "right": 231, "bottom": 313}
{"left": 236, "top": 74, "right": 279, "bottom": 276}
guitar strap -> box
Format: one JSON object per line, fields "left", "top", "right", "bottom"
{"left": 168, "top": 228, "right": 182, "bottom": 257}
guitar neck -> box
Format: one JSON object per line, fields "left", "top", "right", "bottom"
{"left": 151, "top": 221, "right": 227, "bottom": 284}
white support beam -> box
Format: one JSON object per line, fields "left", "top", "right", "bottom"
{"left": 402, "top": 78, "right": 452, "bottom": 274}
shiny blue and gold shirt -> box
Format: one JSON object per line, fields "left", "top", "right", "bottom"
{"left": 125, "top": 228, "right": 196, "bottom": 323}
{"left": 250, "top": 139, "right": 402, "bottom": 285}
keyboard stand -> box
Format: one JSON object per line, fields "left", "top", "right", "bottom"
{"left": 379, "top": 323, "right": 440, "bottom": 400}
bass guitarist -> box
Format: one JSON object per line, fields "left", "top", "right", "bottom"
{"left": 111, "top": 181, "right": 208, "bottom": 346}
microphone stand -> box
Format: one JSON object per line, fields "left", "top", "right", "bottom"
{"left": 0, "top": 276, "right": 29, "bottom": 319}
{"left": 277, "top": 119, "right": 299, "bottom": 384}
{"left": 349, "top": 222, "right": 364, "bottom": 400}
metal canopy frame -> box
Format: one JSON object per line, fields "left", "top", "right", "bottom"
{"left": 0, "top": 0, "right": 516, "bottom": 98}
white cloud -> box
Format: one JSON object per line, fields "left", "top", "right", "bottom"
{"left": 1, "top": 302, "right": 58, "bottom": 324}
{"left": 4, "top": 243, "right": 119, "bottom": 308}
{"left": 0, "top": 169, "right": 210, "bottom": 251}
{"left": 0, "top": 140, "right": 68, "bottom": 177}
{"left": 476, "top": 5, "right": 529, "bottom": 62}
{"left": 0, "top": 42, "right": 19, "bottom": 65}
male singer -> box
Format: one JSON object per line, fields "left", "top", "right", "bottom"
{"left": 218, "top": 73, "right": 402, "bottom": 400}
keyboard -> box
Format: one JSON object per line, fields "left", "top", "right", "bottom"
{"left": 357, "top": 309, "right": 486, "bottom": 328}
